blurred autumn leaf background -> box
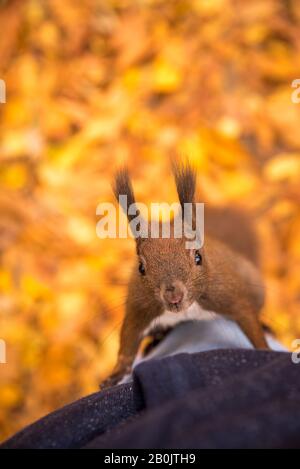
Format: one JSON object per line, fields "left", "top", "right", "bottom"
{"left": 1, "top": 0, "right": 300, "bottom": 441}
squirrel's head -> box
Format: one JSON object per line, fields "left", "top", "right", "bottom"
{"left": 113, "top": 162, "right": 206, "bottom": 313}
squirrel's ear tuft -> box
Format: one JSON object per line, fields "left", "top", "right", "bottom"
{"left": 172, "top": 159, "right": 197, "bottom": 208}
{"left": 113, "top": 167, "right": 137, "bottom": 223}
{"left": 113, "top": 168, "right": 135, "bottom": 206}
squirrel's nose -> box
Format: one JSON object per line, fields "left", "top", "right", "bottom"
{"left": 163, "top": 284, "right": 184, "bottom": 306}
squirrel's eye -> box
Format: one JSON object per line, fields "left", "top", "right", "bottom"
{"left": 194, "top": 251, "right": 202, "bottom": 266}
{"left": 139, "top": 261, "right": 146, "bottom": 276}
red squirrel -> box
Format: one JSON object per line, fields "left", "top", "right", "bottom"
{"left": 101, "top": 162, "right": 268, "bottom": 388}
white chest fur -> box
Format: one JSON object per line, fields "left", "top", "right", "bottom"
{"left": 143, "top": 301, "right": 218, "bottom": 336}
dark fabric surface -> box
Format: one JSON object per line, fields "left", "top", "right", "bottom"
{"left": 2, "top": 349, "right": 300, "bottom": 449}
{"left": 1, "top": 383, "right": 140, "bottom": 449}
